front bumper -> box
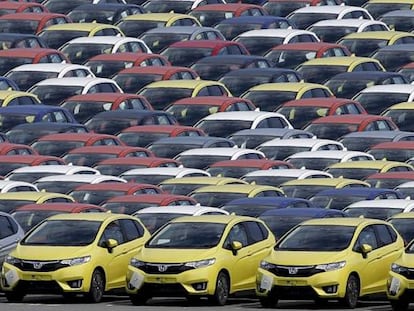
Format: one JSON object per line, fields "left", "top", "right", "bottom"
{"left": 387, "top": 271, "right": 414, "bottom": 301}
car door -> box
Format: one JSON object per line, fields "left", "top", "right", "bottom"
{"left": 99, "top": 219, "right": 147, "bottom": 289}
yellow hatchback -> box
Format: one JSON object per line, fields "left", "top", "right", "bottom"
{"left": 257, "top": 217, "right": 404, "bottom": 308}
{"left": 0, "top": 90, "right": 41, "bottom": 106}
{"left": 126, "top": 214, "right": 276, "bottom": 305}
{"left": 1, "top": 213, "right": 151, "bottom": 302}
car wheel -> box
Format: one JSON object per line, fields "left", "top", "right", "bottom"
{"left": 85, "top": 269, "right": 105, "bottom": 303}
{"left": 341, "top": 274, "right": 359, "bottom": 309}
{"left": 209, "top": 271, "right": 229, "bottom": 306}
{"left": 130, "top": 292, "right": 150, "bottom": 306}
{"left": 391, "top": 299, "right": 409, "bottom": 311}
{"left": 5, "top": 291, "right": 25, "bottom": 302}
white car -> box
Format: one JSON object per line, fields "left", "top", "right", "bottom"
{"left": 343, "top": 199, "right": 414, "bottom": 220}
{"left": 28, "top": 77, "right": 123, "bottom": 106}
{"left": 286, "top": 5, "right": 374, "bottom": 29}
{"left": 33, "top": 174, "right": 127, "bottom": 194}
{"left": 174, "top": 147, "right": 266, "bottom": 170}
{"left": 307, "top": 18, "right": 389, "bottom": 43}
{"left": 6, "top": 165, "right": 100, "bottom": 183}
{"left": 133, "top": 205, "right": 229, "bottom": 233}
{"left": 233, "top": 29, "right": 320, "bottom": 56}
{"left": 241, "top": 168, "right": 333, "bottom": 187}
{"left": 0, "top": 180, "right": 38, "bottom": 193}
{"left": 256, "top": 137, "right": 346, "bottom": 161}
{"left": 285, "top": 150, "right": 375, "bottom": 170}
{"left": 194, "top": 111, "right": 293, "bottom": 138}
{"left": 120, "top": 167, "right": 211, "bottom": 185}
{"left": 5, "top": 63, "right": 95, "bottom": 92}
{"left": 59, "top": 36, "right": 152, "bottom": 64}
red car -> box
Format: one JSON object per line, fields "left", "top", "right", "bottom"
{"left": 0, "top": 1, "right": 49, "bottom": 16}
{"left": 303, "top": 114, "right": 399, "bottom": 140}
{"left": 62, "top": 145, "right": 154, "bottom": 167}
{"left": 30, "top": 132, "right": 125, "bottom": 157}
{"left": 83, "top": 52, "right": 171, "bottom": 78}
{"left": 101, "top": 193, "right": 198, "bottom": 214}
{"left": 264, "top": 42, "right": 351, "bottom": 69}
{"left": 160, "top": 39, "right": 250, "bottom": 67}
{"left": 0, "top": 154, "right": 65, "bottom": 177}
{"left": 11, "top": 202, "right": 107, "bottom": 232}
{"left": 117, "top": 124, "right": 206, "bottom": 147}
{"left": 206, "top": 159, "right": 294, "bottom": 178}
{"left": 93, "top": 156, "right": 182, "bottom": 176}
{"left": 367, "top": 141, "right": 414, "bottom": 163}
{"left": 60, "top": 93, "right": 154, "bottom": 123}
{"left": 113, "top": 65, "right": 200, "bottom": 93}
{"left": 364, "top": 171, "right": 414, "bottom": 189}
{"left": 68, "top": 182, "right": 164, "bottom": 205}
{"left": 276, "top": 97, "right": 367, "bottom": 129}
{"left": 0, "top": 13, "right": 71, "bottom": 35}
{"left": 165, "top": 96, "right": 257, "bottom": 126}
{"left": 189, "top": 3, "right": 268, "bottom": 27}
{"left": 0, "top": 48, "right": 69, "bottom": 75}
{"left": 0, "top": 142, "right": 38, "bottom": 156}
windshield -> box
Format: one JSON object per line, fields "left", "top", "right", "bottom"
{"left": 265, "top": 50, "right": 317, "bottom": 69}
{"left": 382, "top": 109, "right": 414, "bottom": 132}
{"left": 139, "top": 87, "right": 193, "bottom": 110}
{"left": 325, "top": 78, "right": 373, "bottom": 99}
{"left": 230, "top": 134, "right": 277, "bottom": 149}
{"left": 135, "top": 212, "right": 186, "bottom": 233}
{"left": 39, "top": 30, "right": 89, "bottom": 49}
{"left": 141, "top": 33, "right": 189, "bottom": 53}
{"left": 305, "top": 123, "right": 355, "bottom": 140}
{"left": 121, "top": 174, "right": 171, "bottom": 185}
{"left": 118, "top": 20, "right": 166, "bottom": 37}
{"left": 6, "top": 71, "right": 58, "bottom": 92}
{"left": 35, "top": 181, "right": 85, "bottom": 194}
{"left": 242, "top": 175, "right": 295, "bottom": 187}
{"left": 160, "top": 183, "right": 205, "bottom": 196}
{"left": 297, "top": 65, "right": 347, "bottom": 84}
{"left": 276, "top": 224, "right": 355, "bottom": 251}
{"left": 30, "top": 85, "right": 83, "bottom": 106}
{"left": 389, "top": 218, "right": 414, "bottom": 245}
{"left": 257, "top": 146, "right": 310, "bottom": 161}
{"left": 243, "top": 90, "right": 296, "bottom": 111}
{"left": 114, "top": 73, "right": 162, "bottom": 94}
{"left": 147, "top": 221, "right": 225, "bottom": 248}
{"left": 176, "top": 155, "right": 230, "bottom": 170}
{"left": 235, "top": 37, "right": 284, "bottom": 56}
{"left": 309, "top": 26, "right": 355, "bottom": 44}
{"left": 369, "top": 148, "right": 414, "bottom": 163}
{"left": 288, "top": 13, "right": 337, "bottom": 29}
{"left": 70, "top": 190, "right": 125, "bottom": 205}
{"left": 144, "top": 1, "right": 192, "bottom": 13}
{"left": 190, "top": 192, "right": 249, "bottom": 207}
{"left": 0, "top": 20, "right": 39, "bottom": 34}
{"left": 380, "top": 16, "right": 414, "bottom": 32}
{"left": 162, "top": 47, "right": 213, "bottom": 67}
{"left": 0, "top": 57, "right": 32, "bottom": 76}
{"left": 263, "top": 1, "right": 309, "bottom": 17}
{"left": 327, "top": 168, "right": 379, "bottom": 180}
{"left": 190, "top": 11, "right": 230, "bottom": 27}
{"left": 281, "top": 185, "right": 332, "bottom": 199}
{"left": 12, "top": 210, "right": 67, "bottom": 233}
{"left": 339, "top": 38, "right": 387, "bottom": 57}
{"left": 21, "top": 219, "right": 101, "bottom": 246}
{"left": 85, "top": 60, "right": 129, "bottom": 79}
{"left": 196, "top": 119, "right": 252, "bottom": 137}
{"left": 288, "top": 157, "right": 340, "bottom": 171}
{"left": 310, "top": 195, "right": 366, "bottom": 210}
{"left": 344, "top": 207, "right": 403, "bottom": 220}
{"left": 31, "top": 141, "right": 84, "bottom": 157}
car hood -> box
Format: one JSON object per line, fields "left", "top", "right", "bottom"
{"left": 11, "top": 244, "right": 94, "bottom": 260}
{"left": 136, "top": 247, "right": 218, "bottom": 263}
{"left": 265, "top": 250, "right": 348, "bottom": 265}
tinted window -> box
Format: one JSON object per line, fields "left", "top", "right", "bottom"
{"left": 120, "top": 218, "right": 144, "bottom": 241}
{"left": 0, "top": 215, "right": 16, "bottom": 238}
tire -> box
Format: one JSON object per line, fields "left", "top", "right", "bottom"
{"left": 340, "top": 274, "right": 359, "bottom": 309}
{"left": 390, "top": 299, "right": 409, "bottom": 311}
{"left": 5, "top": 291, "right": 25, "bottom": 302}
{"left": 130, "top": 292, "right": 150, "bottom": 306}
{"left": 85, "top": 269, "right": 105, "bottom": 303}
{"left": 260, "top": 295, "right": 278, "bottom": 308}
{"left": 209, "top": 272, "right": 230, "bottom": 306}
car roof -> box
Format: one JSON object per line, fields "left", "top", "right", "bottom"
{"left": 8, "top": 63, "right": 91, "bottom": 73}
{"left": 312, "top": 187, "right": 402, "bottom": 197}
{"left": 176, "top": 147, "right": 264, "bottom": 157}
{"left": 328, "top": 71, "right": 407, "bottom": 80}
{"left": 326, "top": 160, "right": 413, "bottom": 169}
{"left": 34, "top": 174, "right": 126, "bottom": 183}
{"left": 134, "top": 205, "right": 229, "bottom": 215}
{"left": 309, "top": 114, "right": 391, "bottom": 124}
{"left": 309, "top": 18, "right": 386, "bottom": 27}
{"left": 246, "top": 82, "right": 330, "bottom": 92}
{"left": 13, "top": 202, "right": 105, "bottom": 212}
{"left": 282, "top": 97, "right": 361, "bottom": 108}
{"left": 8, "top": 164, "right": 98, "bottom": 174}
{"left": 258, "top": 137, "right": 343, "bottom": 147}
{"left": 280, "top": 177, "right": 370, "bottom": 187}
{"left": 143, "top": 25, "right": 220, "bottom": 34}
{"left": 63, "top": 36, "right": 143, "bottom": 45}
{"left": 31, "top": 77, "right": 117, "bottom": 86}
{"left": 345, "top": 199, "right": 414, "bottom": 209}
{"left": 286, "top": 150, "right": 374, "bottom": 159}
{"left": 340, "top": 31, "right": 414, "bottom": 40}
{"left": 243, "top": 168, "right": 332, "bottom": 178}
{"left": 196, "top": 111, "right": 287, "bottom": 121}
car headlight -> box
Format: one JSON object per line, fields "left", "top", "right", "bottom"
{"left": 184, "top": 258, "right": 215, "bottom": 269}
{"left": 391, "top": 263, "right": 409, "bottom": 275}
{"left": 60, "top": 256, "right": 91, "bottom": 266}
{"left": 315, "top": 261, "right": 346, "bottom": 272}
{"left": 130, "top": 258, "right": 145, "bottom": 268}
{"left": 260, "top": 260, "right": 276, "bottom": 271}
{"left": 4, "top": 255, "right": 21, "bottom": 266}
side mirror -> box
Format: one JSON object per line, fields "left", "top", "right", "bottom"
{"left": 105, "top": 238, "right": 118, "bottom": 253}
{"left": 360, "top": 243, "right": 372, "bottom": 258}
{"left": 231, "top": 241, "right": 242, "bottom": 255}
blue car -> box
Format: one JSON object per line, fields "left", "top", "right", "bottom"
{"left": 259, "top": 207, "right": 347, "bottom": 239}
{"left": 0, "top": 105, "right": 78, "bottom": 132}
{"left": 0, "top": 77, "right": 19, "bottom": 91}
{"left": 309, "top": 188, "right": 405, "bottom": 210}
{"left": 214, "top": 16, "right": 295, "bottom": 40}
{"left": 221, "top": 197, "right": 315, "bottom": 217}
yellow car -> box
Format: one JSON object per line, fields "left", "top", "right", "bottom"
{"left": 295, "top": 56, "right": 385, "bottom": 84}
{"left": 387, "top": 212, "right": 414, "bottom": 245}
{"left": 189, "top": 184, "right": 285, "bottom": 207}
{"left": 138, "top": 80, "right": 232, "bottom": 110}
{"left": 115, "top": 13, "right": 201, "bottom": 37}
{"left": 241, "top": 82, "right": 333, "bottom": 112}
{"left": 159, "top": 176, "right": 248, "bottom": 196}
{"left": 0, "top": 191, "right": 75, "bottom": 213}
{"left": 279, "top": 177, "right": 370, "bottom": 199}
{"left": 337, "top": 31, "right": 414, "bottom": 57}
{"left": 257, "top": 217, "right": 404, "bottom": 308}
{"left": 363, "top": 0, "right": 414, "bottom": 19}
{"left": 38, "top": 23, "right": 124, "bottom": 50}
{"left": 126, "top": 214, "right": 276, "bottom": 305}
{"left": 325, "top": 160, "right": 414, "bottom": 180}
{"left": 387, "top": 234, "right": 414, "bottom": 311}
{"left": 0, "top": 90, "right": 41, "bottom": 106}
{"left": 1, "top": 213, "right": 151, "bottom": 302}
{"left": 381, "top": 102, "right": 414, "bottom": 132}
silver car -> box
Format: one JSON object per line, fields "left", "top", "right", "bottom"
{"left": 0, "top": 211, "right": 24, "bottom": 267}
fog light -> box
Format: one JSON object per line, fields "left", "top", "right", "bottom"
{"left": 322, "top": 285, "right": 338, "bottom": 294}
{"left": 192, "top": 282, "right": 207, "bottom": 291}
{"left": 67, "top": 280, "right": 82, "bottom": 288}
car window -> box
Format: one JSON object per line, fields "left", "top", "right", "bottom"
{"left": 224, "top": 223, "right": 248, "bottom": 247}
{"left": 53, "top": 111, "right": 69, "bottom": 123}
{"left": 245, "top": 221, "right": 267, "bottom": 244}
{"left": 100, "top": 220, "right": 125, "bottom": 245}
{"left": 120, "top": 218, "right": 144, "bottom": 241}
{"left": 0, "top": 214, "right": 17, "bottom": 238}
{"left": 374, "top": 224, "right": 394, "bottom": 247}
{"left": 354, "top": 225, "right": 378, "bottom": 251}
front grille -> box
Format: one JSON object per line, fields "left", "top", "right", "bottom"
{"left": 400, "top": 269, "right": 414, "bottom": 280}
{"left": 17, "top": 280, "right": 62, "bottom": 294}
{"left": 15, "top": 260, "right": 68, "bottom": 272}
{"left": 140, "top": 263, "right": 193, "bottom": 274}
{"left": 269, "top": 265, "right": 322, "bottom": 277}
